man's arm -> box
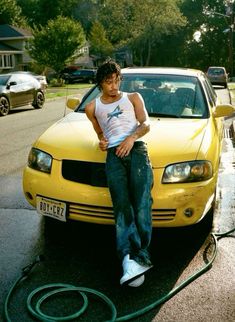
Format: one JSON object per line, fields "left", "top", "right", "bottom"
{"left": 129, "top": 92, "right": 150, "bottom": 140}
{"left": 85, "top": 101, "right": 108, "bottom": 151}
{"left": 115, "top": 92, "right": 150, "bottom": 158}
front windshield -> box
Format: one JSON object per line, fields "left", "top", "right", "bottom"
{"left": 0, "top": 75, "right": 10, "bottom": 86}
{"left": 78, "top": 73, "right": 208, "bottom": 119}
{"left": 208, "top": 68, "right": 225, "bottom": 76}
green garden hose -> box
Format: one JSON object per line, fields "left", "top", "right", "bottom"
{"left": 4, "top": 228, "right": 235, "bottom": 322}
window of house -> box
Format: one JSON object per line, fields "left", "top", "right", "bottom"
{"left": 77, "top": 46, "right": 89, "bottom": 54}
{"left": 0, "top": 54, "right": 15, "bottom": 69}
{"left": 83, "top": 46, "right": 88, "bottom": 53}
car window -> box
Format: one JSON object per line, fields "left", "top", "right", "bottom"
{"left": 202, "top": 76, "right": 217, "bottom": 107}
{"left": 78, "top": 86, "right": 101, "bottom": 109}
{"left": 0, "top": 75, "right": 10, "bottom": 85}
{"left": 72, "top": 71, "right": 81, "bottom": 75}
{"left": 71, "top": 70, "right": 95, "bottom": 76}
{"left": 77, "top": 74, "right": 209, "bottom": 119}
{"left": 207, "top": 68, "right": 225, "bottom": 75}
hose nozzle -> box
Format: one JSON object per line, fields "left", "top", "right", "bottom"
{"left": 22, "top": 255, "right": 44, "bottom": 276}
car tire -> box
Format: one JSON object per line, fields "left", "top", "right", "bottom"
{"left": 33, "top": 91, "right": 45, "bottom": 109}
{"left": 0, "top": 96, "right": 10, "bottom": 116}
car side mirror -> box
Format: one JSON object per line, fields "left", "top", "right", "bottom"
{"left": 6, "top": 81, "right": 17, "bottom": 89}
{"left": 213, "top": 104, "right": 235, "bottom": 118}
{"left": 66, "top": 97, "right": 81, "bottom": 110}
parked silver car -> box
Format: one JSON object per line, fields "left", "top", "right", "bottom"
{"left": 0, "top": 72, "right": 45, "bottom": 116}
{"left": 206, "top": 66, "right": 228, "bottom": 88}
{"left": 12, "top": 71, "right": 48, "bottom": 91}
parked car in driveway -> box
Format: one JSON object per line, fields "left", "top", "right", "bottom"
{"left": 62, "top": 69, "right": 96, "bottom": 84}
{"left": 206, "top": 66, "right": 228, "bottom": 88}
{"left": 16, "top": 71, "right": 48, "bottom": 91}
{"left": 23, "top": 67, "right": 235, "bottom": 227}
{"left": 0, "top": 72, "right": 45, "bottom": 116}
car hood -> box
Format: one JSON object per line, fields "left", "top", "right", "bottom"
{"left": 34, "top": 112, "right": 209, "bottom": 168}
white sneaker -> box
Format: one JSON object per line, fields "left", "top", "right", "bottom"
{"left": 128, "top": 274, "right": 145, "bottom": 287}
{"left": 120, "top": 254, "right": 152, "bottom": 285}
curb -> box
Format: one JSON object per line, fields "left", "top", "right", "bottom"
{"left": 228, "top": 86, "right": 235, "bottom": 139}
{"left": 231, "top": 120, "right": 235, "bottom": 138}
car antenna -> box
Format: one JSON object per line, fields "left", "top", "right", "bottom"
{"left": 63, "top": 83, "right": 69, "bottom": 117}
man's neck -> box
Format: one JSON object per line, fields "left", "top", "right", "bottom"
{"left": 101, "top": 92, "right": 122, "bottom": 104}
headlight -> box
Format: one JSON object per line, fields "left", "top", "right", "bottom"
{"left": 162, "top": 161, "right": 213, "bottom": 183}
{"left": 28, "top": 148, "right": 52, "bottom": 173}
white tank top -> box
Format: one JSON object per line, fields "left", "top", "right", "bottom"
{"left": 95, "top": 92, "right": 138, "bottom": 148}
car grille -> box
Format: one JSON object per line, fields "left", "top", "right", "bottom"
{"left": 69, "top": 202, "right": 113, "bottom": 221}
{"left": 68, "top": 202, "right": 176, "bottom": 223}
{"left": 62, "top": 160, "right": 176, "bottom": 223}
{"left": 152, "top": 208, "right": 176, "bottom": 222}
{"left": 62, "top": 160, "right": 107, "bottom": 187}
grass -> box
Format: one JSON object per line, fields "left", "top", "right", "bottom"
{"left": 228, "top": 83, "right": 235, "bottom": 90}
{"left": 45, "top": 83, "right": 93, "bottom": 100}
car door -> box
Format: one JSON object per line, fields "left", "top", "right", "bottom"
{"left": 7, "top": 74, "right": 26, "bottom": 108}
{"left": 18, "top": 74, "right": 37, "bottom": 105}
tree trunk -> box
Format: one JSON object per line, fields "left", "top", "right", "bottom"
{"left": 145, "top": 39, "right": 151, "bottom": 66}
{"left": 139, "top": 48, "right": 144, "bottom": 66}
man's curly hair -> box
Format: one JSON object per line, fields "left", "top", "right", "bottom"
{"left": 96, "top": 59, "right": 122, "bottom": 90}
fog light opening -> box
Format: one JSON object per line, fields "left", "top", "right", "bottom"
{"left": 184, "top": 208, "right": 194, "bottom": 218}
{"left": 26, "top": 192, "right": 33, "bottom": 200}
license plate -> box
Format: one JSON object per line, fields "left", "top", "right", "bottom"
{"left": 36, "top": 196, "right": 66, "bottom": 222}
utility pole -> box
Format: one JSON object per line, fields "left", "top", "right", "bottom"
{"left": 226, "top": 1, "right": 234, "bottom": 78}
{"left": 205, "top": 2, "right": 234, "bottom": 78}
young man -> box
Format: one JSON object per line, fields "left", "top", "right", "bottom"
{"left": 85, "top": 60, "right": 153, "bottom": 287}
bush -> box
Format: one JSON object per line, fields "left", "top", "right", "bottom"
{"left": 49, "top": 78, "right": 65, "bottom": 87}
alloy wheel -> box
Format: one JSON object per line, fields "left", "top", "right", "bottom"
{"left": 0, "top": 96, "right": 10, "bottom": 116}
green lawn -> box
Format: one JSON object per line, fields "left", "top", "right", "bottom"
{"left": 228, "top": 83, "right": 235, "bottom": 90}
{"left": 46, "top": 83, "right": 93, "bottom": 99}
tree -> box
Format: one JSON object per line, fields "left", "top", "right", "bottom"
{"left": 0, "top": 0, "right": 27, "bottom": 26}
{"left": 72, "top": 0, "right": 102, "bottom": 34}
{"left": 99, "top": 0, "right": 187, "bottom": 66}
{"left": 89, "top": 21, "right": 113, "bottom": 63}
{"left": 132, "top": 0, "right": 187, "bottom": 65}
{"left": 27, "top": 16, "right": 85, "bottom": 76}
{"left": 143, "top": 0, "right": 233, "bottom": 71}
{"left": 14, "top": 0, "right": 234, "bottom": 72}
{"left": 17, "top": 0, "right": 80, "bottom": 26}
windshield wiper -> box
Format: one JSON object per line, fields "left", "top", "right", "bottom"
{"left": 148, "top": 112, "right": 179, "bottom": 118}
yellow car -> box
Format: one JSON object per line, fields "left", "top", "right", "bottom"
{"left": 23, "top": 68, "right": 235, "bottom": 227}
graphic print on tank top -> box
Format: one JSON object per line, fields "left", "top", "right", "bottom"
{"left": 107, "top": 105, "right": 123, "bottom": 122}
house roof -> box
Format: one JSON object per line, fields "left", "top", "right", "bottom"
{"left": 0, "top": 24, "right": 32, "bottom": 39}
{"left": 0, "top": 41, "right": 22, "bottom": 53}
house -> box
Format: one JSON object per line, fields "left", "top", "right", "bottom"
{"left": 114, "top": 46, "right": 133, "bottom": 67}
{"left": 0, "top": 24, "right": 33, "bottom": 72}
{"left": 0, "top": 24, "right": 132, "bottom": 74}
{"left": 70, "top": 42, "right": 95, "bottom": 68}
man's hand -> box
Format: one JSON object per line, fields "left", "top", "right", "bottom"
{"left": 99, "top": 136, "right": 109, "bottom": 151}
{"left": 115, "top": 92, "right": 150, "bottom": 158}
{"left": 116, "top": 136, "right": 135, "bottom": 158}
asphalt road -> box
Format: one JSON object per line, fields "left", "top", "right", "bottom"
{"left": 0, "top": 88, "right": 234, "bottom": 322}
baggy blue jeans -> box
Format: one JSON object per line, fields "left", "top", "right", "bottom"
{"left": 105, "top": 141, "right": 153, "bottom": 266}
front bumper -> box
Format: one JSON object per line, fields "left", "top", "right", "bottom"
{"left": 23, "top": 160, "right": 217, "bottom": 227}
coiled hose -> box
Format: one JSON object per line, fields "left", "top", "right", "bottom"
{"left": 4, "top": 227, "right": 235, "bottom": 322}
